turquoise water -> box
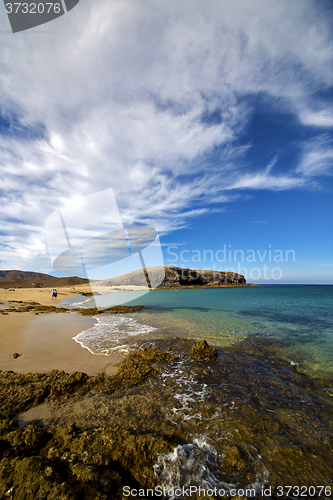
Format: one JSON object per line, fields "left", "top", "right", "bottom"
{"left": 75, "top": 285, "right": 333, "bottom": 379}
{"left": 125, "top": 285, "right": 333, "bottom": 379}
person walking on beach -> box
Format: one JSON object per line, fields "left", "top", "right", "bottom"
{"left": 51, "top": 289, "right": 57, "bottom": 300}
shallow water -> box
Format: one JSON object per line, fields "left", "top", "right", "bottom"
{"left": 148, "top": 337, "right": 333, "bottom": 497}
{"left": 26, "top": 335, "right": 332, "bottom": 497}
{"left": 72, "top": 285, "right": 333, "bottom": 379}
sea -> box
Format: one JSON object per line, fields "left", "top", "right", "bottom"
{"left": 68, "top": 284, "right": 333, "bottom": 380}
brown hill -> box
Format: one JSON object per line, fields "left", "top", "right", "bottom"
{"left": 0, "top": 270, "right": 54, "bottom": 280}
{"left": 94, "top": 266, "right": 246, "bottom": 288}
{"left": 0, "top": 270, "right": 89, "bottom": 289}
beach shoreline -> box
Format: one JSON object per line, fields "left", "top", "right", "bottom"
{"left": 1, "top": 335, "right": 332, "bottom": 499}
{"left": 0, "top": 286, "right": 333, "bottom": 498}
{"left": 0, "top": 284, "right": 153, "bottom": 376}
{"left": 0, "top": 312, "right": 126, "bottom": 376}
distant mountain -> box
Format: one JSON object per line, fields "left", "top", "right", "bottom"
{"left": 0, "top": 270, "right": 55, "bottom": 280}
{"left": 0, "top": 270, "right": 89, "bottom": 288}
{"left": 94, "top": 266, "right": 246, "bottom": 288}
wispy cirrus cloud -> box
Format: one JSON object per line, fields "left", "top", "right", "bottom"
{"left": 0, "top": 0, "right": 332, "bottom": 270}
{"left": 296, "top": 135, "right": 333, "bottom": 177}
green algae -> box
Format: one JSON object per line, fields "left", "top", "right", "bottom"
{"left": 0, "top": 302, "right": 147, "bottom": 316}
{"left": 0, "top": 348, "right": 176, "bottom": 417}
{"left": 70, "top": 307, "right": 101, "bottom": 316}
{"left": 0, "top": 347, "right": 180, "bottom": 499}
{"left": 189, "top": 340, "right": 217, "bottom": 361}
{"left": 0, "top": 419, "right": 173, "bottom": 500}
{"left": 71, "top": 305, "right": 148, "bottom": 316}
{"left": 116, "top": 347, "right": 176, "bottom": 387}
{"left": 144, "top": 339, "right": 333, "bottom": 494}
{"left": 1, "top": 305, "right": 70, "bottom": 314}
{"left": 104, "top": 305, "right": 147, "bottom": 313}
{"left": 0, "top": 370, "right": 92, "bottom": 417}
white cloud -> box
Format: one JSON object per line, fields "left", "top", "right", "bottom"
{"left": 296, "top": 135, "right": 333, "bottom": 177}
{"left": 298, "top": 108, "right": 333, "bottom": 128}
{"left": 0, "top": 0, "right": 332, "bottom": 270}
{"left": 226, "top": 171, "right": 305, "bottom": 191}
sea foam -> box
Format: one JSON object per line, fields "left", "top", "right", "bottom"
{"left": 154, "top": 436, "right": 268, "bottom": 498}
{"left": 72, "top": 314, "right": 157, "bottom": 355}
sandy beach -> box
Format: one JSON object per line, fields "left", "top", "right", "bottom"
{"left": 0, "top": 313, "right": 126, "bottom": 376}
{"left": 0, "top": 283, "right": 148, "bottom": 307}
{"left": 0, "top": 285, "right": 92, "bottom": 307}
{"left": 0, "top": 284, "right": 152, "bottom": 377}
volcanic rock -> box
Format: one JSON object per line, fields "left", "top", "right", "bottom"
{"left": 189, "top": 340, "right": 217, "bottom": 361}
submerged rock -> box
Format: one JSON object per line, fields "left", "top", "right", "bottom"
{"left": 189, "top": 340, "right": 217, "bottom": 361}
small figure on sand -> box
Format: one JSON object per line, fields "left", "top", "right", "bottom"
{"left": 51, "top": 289, "right": 57, "bottom": 300}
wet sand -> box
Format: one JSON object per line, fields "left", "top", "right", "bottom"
{"left": 0, "top": 313, "right": 126, "bottom": 376}
{"left": 0, "top": 284, "right": 150, "bottom": 376}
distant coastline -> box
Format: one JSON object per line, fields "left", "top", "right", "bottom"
{"left": 0, "top": 266, "right": 259, "bottom": 291}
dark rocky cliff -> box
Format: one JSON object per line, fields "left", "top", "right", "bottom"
{"left": 161, "top": 266, "right": 246, "bottom": 287}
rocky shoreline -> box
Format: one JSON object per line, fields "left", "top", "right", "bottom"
{"left": 1, "top": 337, "right": 332, "bottom": 499}
{"left": 0, "top": 301, "right": 147, "bottom": 316}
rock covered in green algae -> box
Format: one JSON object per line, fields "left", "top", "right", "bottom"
{"left": 116, "top": 347, "right": 176, "bottom": 387}
{"left": 72, "top": 304, "right": 148, "bottom": 315}
{"left": 16, "top": 305, "right": 70, "bottom": 314}
{"left": 189, "top": 339, "right": 217, "bottom": 361}
{"left": 0, "top": 347, "right": 179, "bottom": 499}
{"left": 0, "top": 417, "right": 173, "bottom": 500}
{"left": 0, "top": 415, "right": 261, "bottom": 500}
{"left": 1, "top": 301, "right": 147, "bottom": 316}
{"left": 0, "top": 370, "right": 92, "bottom": 417}
{"left": 2, "top": 338, "right": 332, "bottom": 499}
{"left": 0, "top": 348, "right": 176, "bottom": 417}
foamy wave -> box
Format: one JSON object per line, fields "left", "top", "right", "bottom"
{"left": 72, "top": 314, "right": 157, "bottom": 355}
{"left": 159, "top": 356, "right": 212, "bottom": 423}
{"left": 155, "top": 359, "right": 270, "bottom": 498}
{"left": 71, "top": 298, "right": 92, "bottom": 307}
{"left": 154, "top": 436, "right": 231, "bottom": 492}
{"left": 154, "top": 436, "right": 269, "bottom": 499}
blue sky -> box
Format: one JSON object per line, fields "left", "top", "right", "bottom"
{"left": 0, "top": 0, "right": 332, "bottom": 283}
